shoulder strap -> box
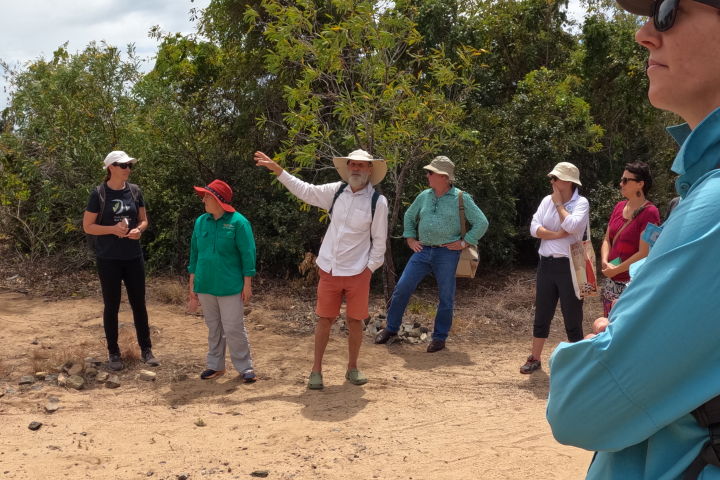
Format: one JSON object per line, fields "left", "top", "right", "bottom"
{"left": 329, "top": 182, "right": 348, "bottom": 217}
{"left": 128, "top": 182, "right": 140, "bottom": 203}
{"left": 95, "top": 184, "right": 106, "bottom": 225}
{"left": 457, "top": 189, "right": 467, "bottom": 238}
{"left": 371, "top": 190, "right": 379, "bottom": 220}
{"left": 611, "top": 201, "right": 649, "bottom": 248}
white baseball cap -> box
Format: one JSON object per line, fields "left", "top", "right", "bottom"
{"left": 103, "top": 151, "right": 137, "bottom": 169}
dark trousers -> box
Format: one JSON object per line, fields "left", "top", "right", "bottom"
{"left": 533, "top": 256, "right": 584, "bottom": 342}
{"left": 97, "top": 257, "right": 151, "bottom": 355}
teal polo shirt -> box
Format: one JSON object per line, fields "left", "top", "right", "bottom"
{"left": 188, "top": 211, "right": 256, "bottom": 296}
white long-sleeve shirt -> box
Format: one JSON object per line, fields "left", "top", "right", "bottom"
{"left": 277, "top": 171, "right": 388, "bottom": 276}
{"left": 530, "top": 189, "right": 589, "bottom": 258}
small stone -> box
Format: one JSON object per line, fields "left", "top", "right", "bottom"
{"left": 254, "top": 324, "right": 265, "bottom": 331}
{"left": 45, "top": 400, "right": 60, "bottom": 413}
{"left": 251, "top": 470, "right": 269, "bottom": 478}
{"left": 176, "top": 475, "right": 189, "bottom": 480}
{"left": 62, "top": 361, "right": 74, "bottom": 372}
{"left": 31, "top": 339, "right": 39, "bottom": 345}
{"left": 105, "top": 375, "right": 121, "bottom": 389}
{"left": 419, "top": 326, "right": 429, "bottom": 334}
{"left": 35, "top": 372, "right": 48, "bottom": 380}
{"left": 0, "top": 391, "right": 4, "bottom": 398}
{"left": 194, "top": 418, "right": 206, "bottom": 427}
{"left": 67, "top": 363, "right": 83, "bottom": 376}
{"left": 172, "top": 373, "right": 188, "bottom": 382}
{"left": 96, "top": 372, "right": 109, "bottom": 383}
{"left": 413, "top": 321, "right": 421, "bottom": 329}
{"left": 420, "top": 333, "right": 428, "bottom": 341}
{"left": 85, "top": 367, "right": 98, "bottom": 377}
{"left": 19, "top": 375, "right": 35, "bottom": 385}
{"left": 28, "top": 421, "right": 42, "bottom": 431}
{"left": 138, "top": 370, "right": 157, "bottom": 381}
{"left": 378, "top": 313, "right": 386, "bottom": 319}
{"left": 85, "top": 357, "right": 103, "bottom": 366}
{"left": 57, "top": 373, "right": 68, "bottom": 387}
{"left": 45, "top": 374, "right": 58, "bottom": 385}
{"left": 66, "top": 375, "right": 85, "bottom": 390}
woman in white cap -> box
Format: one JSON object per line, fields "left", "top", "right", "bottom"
{"left": 82, "top": 151, "right": 159, "bottom": 371}
{"left": 520, "top": 162, "right": 588, "bottom": 374}
{"left": 374, "top": 156, "right": 488, "bottom": 353}
{"left": 547, "top": 2, "right": 720, "bottom": 477}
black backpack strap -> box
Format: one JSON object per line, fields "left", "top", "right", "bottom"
{"left": 371, "top": 190, "right": 379, "bottom": 221}
{"left": 95, "top": 184, "right": 106, "bottom": 224}
{"left": 683, "top": 395, "right": 720, "bottom": 479}
{"left": 329, "top": 182, "right": 348, "bottom": 217}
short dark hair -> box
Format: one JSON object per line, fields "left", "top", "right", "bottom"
{"left": 625, "top": 161, "right": 652, "bottom": 195}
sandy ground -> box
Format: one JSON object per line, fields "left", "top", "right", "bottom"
{"left": 0, "top": 283, "right": 594, "bottom": 480}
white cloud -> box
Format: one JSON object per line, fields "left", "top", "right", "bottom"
{"left": 0, "top": 0, "right": 211, "bottom": 107}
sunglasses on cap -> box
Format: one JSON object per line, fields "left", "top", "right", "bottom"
{"left": 621, "top": 176, "right": 641, "bottom": 185}
{"left": 652, "top": 0, "right": 720, "bottom": 32}
{"left": 112, "top": 162, "right": 133, "bottom": 169}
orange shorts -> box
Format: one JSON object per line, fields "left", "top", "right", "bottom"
{"left": 316, "top": 268, "right": 372, "bottom": 320}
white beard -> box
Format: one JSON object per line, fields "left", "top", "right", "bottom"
{"left": 348, "top": 171, "right": 370, "bottom": 189}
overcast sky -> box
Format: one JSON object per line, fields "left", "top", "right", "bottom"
{"left": 0, "top": 0, "right": 586, "bottom": 109}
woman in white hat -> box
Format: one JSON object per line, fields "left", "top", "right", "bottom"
{"left": 547, "top": 1, "right": 720, "bottom": 477}
{"left": 520, "top": 162, "right": 588, "bottom": 374}
{"left": 82, "top": 151, "right": 159, "bottom": 371}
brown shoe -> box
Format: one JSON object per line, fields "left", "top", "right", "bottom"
{"left": 426, "top": 339, "right": 446, "bottom": 353}
{"left": 520, "top": 355, "right": 541, "bottom": 374}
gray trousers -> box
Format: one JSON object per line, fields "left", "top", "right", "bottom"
{"left": 198, "top": 293, "right": 253, "bottom": 373}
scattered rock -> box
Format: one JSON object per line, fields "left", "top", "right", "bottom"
{"left": 0, "top": 391, "right": 4, "bottom": 398}
{"left": 62, "top": 361, "right": 74, "bottom": 372}
{"left": 172, "top": 373, "right": 188, "bottom": 382}
{"left": 45, "top": 374, "right": 58, "bottom": 385}
{"left": 138, "top": 370, "right": 157, "bottom": 381}
{"left": 45, "top": 400, "right": 60, "bottom": 413}
{"left": 28, "top": 421, "right": 42, "bottom": 431}
{"left": 96, "top": 372, "right": 109, "bottom": 383}
{"left": 254, "top": 324, "right": 265, "bottom": 331}
{"left": 251, "top": 470, "right": 269, "bottom": 478}
{"left": 67, "top": 363, "right": 83, "bottom": 376}
{"left": 84, "top": 357, "right": 103, "bottom": 366}
{"left": 105, "top": 375, "right": 121, "bottom": 389}
{"left": 66, "top": 375, "right": 85, "bottom": 390}
{"left": 57, "top": 373, "right": 68, "bottom": 387}
{"left": 420, "top": 333, "right": 428, "bottom": 341}
{"left": 35, "top": 372, "right": 48, "bottom": 380}
{"left": 377, "top": 313, "right": 387, "bottom": 319}
{"left": 194, "top": 418, "right": 206, "bottom": 427}
{"left": 85, "top": 367, "right": 98, "bottom": 377}
{"left": 31, "top": 338, "right": 39, "bottom": 345}
{"left": 19, "top": 375, "right": 35, "bottom": 385}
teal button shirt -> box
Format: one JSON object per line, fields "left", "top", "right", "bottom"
{"left": 547, "top": 107, "right": 720, "bottom": 479}
{"left": 403, "top": 187, "right": 489, "bottom": 246}
{"left": 188, "top": 211, "right": 256, "bottom": 296}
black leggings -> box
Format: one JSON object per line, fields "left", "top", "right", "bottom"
{"left": 97, "top": 257, "right": 151, "bottom": 355}
{"left": 533, "top": 256, "right": 584, "bottom": 342}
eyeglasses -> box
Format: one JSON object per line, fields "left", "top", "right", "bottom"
{"left": 620, "top": 177, "right": 641, "bottom": 185}
{"left": 652, "top": 0, "right": 720, "bottom": 32}
{"left": 112, "top": 162, "right": 133, "bottom": 169}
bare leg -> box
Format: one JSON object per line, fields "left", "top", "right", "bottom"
{"left": 346, "top": 317, "right": 363, "bottom": 370}
{"left": 312, "top": 317, "right": 335, "bottom": 372}
{"left": 531, "top": 337, "right": 546, "bottom": 360}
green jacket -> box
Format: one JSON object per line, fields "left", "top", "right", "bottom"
{"left": 188, "top": 211, "right": 256, "bottom": 296}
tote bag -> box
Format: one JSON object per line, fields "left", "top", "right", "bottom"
{"left": 456, "top": 191, "right": 479, "bottom": 278}
{"left": 569, "top": 223, "right": 598, "bottom": 299}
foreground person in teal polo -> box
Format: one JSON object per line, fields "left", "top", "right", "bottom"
{"left": 187, "top": 180, "right": 257, "bottom": 382}
{"left": 547, "top": 0, "right": 720, "bottom": 478}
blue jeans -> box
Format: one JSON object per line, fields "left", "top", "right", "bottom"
{"left": 385, "top": 246, "right": 461, "bottom": 341}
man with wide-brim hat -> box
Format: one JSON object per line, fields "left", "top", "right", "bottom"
{"left": 375, "top": 155, "right": 488, "bottom": 353}
{"left": 254, "top": 149, "right": 388, "bottom": 390}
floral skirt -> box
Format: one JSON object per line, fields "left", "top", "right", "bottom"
{"left": 601, "top": 277, "right": 628, "bottom": 316}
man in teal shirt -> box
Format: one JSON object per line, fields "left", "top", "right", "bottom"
{"left": 547, "top": 0, "right": 720, "bottom": 477}
{"left": 375, "top": 156, "right": 488, "bottom": 352}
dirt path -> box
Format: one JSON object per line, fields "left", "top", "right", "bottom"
{"left": 0, "top": 289, "right": 592, "bottom": 480}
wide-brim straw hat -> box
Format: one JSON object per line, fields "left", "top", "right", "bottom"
{"left": 548, "top": 162, "right": 582, "bottom": 186}
{"left": 332, "top": 149, "right": 387, "bottom": 185}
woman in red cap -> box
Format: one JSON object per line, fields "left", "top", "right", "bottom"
{"left": 187, "top": 179, "right": 257, "bottom": 382}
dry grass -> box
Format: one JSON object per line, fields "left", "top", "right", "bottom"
{"left": 30, "top": 344, "right": 103, "bottom": 374}
{"left": 118, "top": 326, "right": 141, "bottom": 362}
{"left": 148, "top": 277, "right": 187, "bottom": 305}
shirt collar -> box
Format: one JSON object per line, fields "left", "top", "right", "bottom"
{"left": 668, "top": 106, "right": 720, "bottom": 198}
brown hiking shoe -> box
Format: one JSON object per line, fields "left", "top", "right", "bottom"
{"left": 520, "top": 355, "right": 541, "bottom": 374}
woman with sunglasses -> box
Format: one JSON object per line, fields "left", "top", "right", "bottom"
{"left": 547, "top": 1, "right": 720, "bottom": 478}
{"left": 520, "top": 162, "right": 589, "bottom": 374}
{"left": 599, "top": 162, "right": 660, "bottom": 315}
{"left": 83, "top": 151, "right": 159, "bottom": 371}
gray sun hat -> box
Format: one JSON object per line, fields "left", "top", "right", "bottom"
{"left": 423, "top": 156, "right": 455, "bottom": 182}
{"left": 332, "top": 149, "right": 387, "bottom": 185}
{"left": 616, "top": 0, "right": 653, "bottom": 16}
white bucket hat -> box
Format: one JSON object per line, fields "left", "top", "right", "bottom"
{"left": 332, "top": 149, "right": 387, "bottom": 185}
{"left": 103, "top": 151, "right": 137, "bottom": 170}
{"left": 548, "top": 162, "right": 582, "bottom": 186}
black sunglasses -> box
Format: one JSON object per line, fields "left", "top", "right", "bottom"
{"left": 112, "top": 162, "right": 133, "bottom": 169}
{"left": 621, "top": 177, "right": 641, "bottom": 185}
{"left": 652, "top": 0, "right": 720, "bottom": 32}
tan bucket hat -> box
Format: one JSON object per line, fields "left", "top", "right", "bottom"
{"left": 423, "top": 156, "right": 455, "bottom": 182}
{"left": 548, "top": 162, "right": 582, "bottom": 186}
{"left": 332, "top": 149, "right": 387, "bottom": 185}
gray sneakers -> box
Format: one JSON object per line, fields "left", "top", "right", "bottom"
{"left": 108, "top": 353, "right": 124, "bottom": 371}
{"left": 141, "top": 349, "right": 160, "bottom": 367}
